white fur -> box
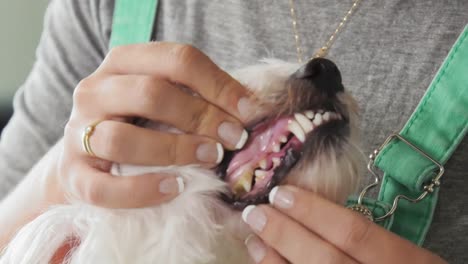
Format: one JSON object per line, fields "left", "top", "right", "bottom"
{"left": 1, "top": 60, "right": 362, "bottom": 264}
{"left": 1, "top": 166, "right": 248, "bottom": 264}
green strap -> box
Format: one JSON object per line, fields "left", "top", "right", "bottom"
{"left": 373, "top": 25, "right": 468, "bottom": 245}
{"left": 109, "top": 0, "right": 159, "bottom": 48}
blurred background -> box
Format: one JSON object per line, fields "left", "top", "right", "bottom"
{"left": 0, "top": 0, "right": 50, "bottom": 133}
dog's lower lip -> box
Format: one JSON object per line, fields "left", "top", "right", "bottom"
{"left": 218, "top": 110, "right": 342, "bottom": 208}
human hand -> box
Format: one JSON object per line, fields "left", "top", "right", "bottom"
{"left": 241, "top": 186, "right": 447, "bottom": 264}
{"left": 53, "top": 42, "right": 257, "bottom": 208}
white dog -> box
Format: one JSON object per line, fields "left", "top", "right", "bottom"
{"left": 1, "top": 58, "right": 363, "bottom": 264}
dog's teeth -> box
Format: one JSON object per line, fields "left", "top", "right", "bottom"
{"left": 272, "top": 143, "right": 281, "bottom": 153}
{"left": 318, "top": 109, "right": 325, "bottom": 114}
{"left": 294, "top": 113, "right": 313, "bottom": 133}
{"left": 254, "top": 170, "right": 268, "bottom": 179}
{"left": 323, "top": 112, "right": 331, "bottom": 122}
{"left": 259, "top": 159, "right": 268, "bottom": 169}
{"left": 272, "top": 157, "right": 281, "bottom": 167}
{"left": 305, "top": 110, "right": 315, "bottom": 119}
{"left": 313, "top": 113, "right": 323, "bottom": 126}
{"left": 279, "top": 135, "right": 288, "bottom": 143}
{"left": 241, "top": 179, "right": 252, "bottom": 192}
{"left": 233, "top": 171, "right": 253, "bottom": 195}
{"left": 288, "top": 120, "right": 306, "bottom": 143}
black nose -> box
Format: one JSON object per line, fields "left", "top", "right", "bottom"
{"left": 292, "top": 58, "right": 344, "bottom": 95}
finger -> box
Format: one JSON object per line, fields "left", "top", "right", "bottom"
{"left": 83, "top": 120, "right": 224, "bottom": 166}
{"left": 80, "top": 75, "right": 247, "bottom": 149}
{"left": 67, "top": 161, "right": 184, "bottom": 208}
{"left": 244, "top": 235, "right": 288, "bottom": 264}
{"left": 242, "top": 205, "right": 358, "bottom": 264}
{"left": 97, "top": 42, "right": 260, "bottom": 123}
{"left": 268, "top": 186, "right": 443, "bottom": 264}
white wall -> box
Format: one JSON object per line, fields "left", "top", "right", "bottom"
{"left": 0, "top": 0, "right": 50, "bottom": 107}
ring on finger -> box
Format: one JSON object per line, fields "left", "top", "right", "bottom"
{"left": 82, "top": 120, "right": 103, "bottom": 157}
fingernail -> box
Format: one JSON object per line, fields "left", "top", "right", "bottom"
{"left": 218, "top": 122, "right": 248, "bottom": 149}
{"left": 159, "top": 177, "right": 184, "bottom": 194}
{"left": 196, "top": 142, "right": 224, "bottom": 164}
{"left": 242, "top": 205, "right": 267, "bottom": 232}
{"left": 245, "top": 234, "right": 266, "bottom": 263}
{"left": 238, "top": 97, "right": 257, "bottom": 121}
{"left": 269, "top": 186, "right": 294, "bottom": 209}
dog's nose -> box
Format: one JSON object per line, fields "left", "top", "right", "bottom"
{"left": 292, "top": 58, "right": 344, "bottom": 96}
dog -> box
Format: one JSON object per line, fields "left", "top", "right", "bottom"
{"left": 0, "top": 58, "right": 363, "bottom": 264}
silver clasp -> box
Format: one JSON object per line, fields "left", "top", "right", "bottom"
{"left": 353, "top": 133, "right": 445, "bottom": 222}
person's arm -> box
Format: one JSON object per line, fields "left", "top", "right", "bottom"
{"left": 0, "top": 0, "right": 110, "bottom": 246}
{"left": 0, "top": 0, "right": 110, "bottom": 198}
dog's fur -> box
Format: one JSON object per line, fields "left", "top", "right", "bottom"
{"left": 0, "top": 59, "right": 363, "bottom": 264}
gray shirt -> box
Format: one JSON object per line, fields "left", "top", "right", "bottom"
{"left": 0, "top": 0, "right": 467, "bottom": 262}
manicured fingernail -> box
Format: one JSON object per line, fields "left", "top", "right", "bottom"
{"left": 196, "top": 142, "right": 224, "bottom": 164}
{"left": 242, "top": 205, "right": 267, "bottom": 232}
{"left": 218, "top": 122, "right": 248, "bottom": 149}
{"left": 159, "top": 177, "right": 184, "bottom": 194}
{"left": 238, "top": 97, "right": 257, "bottom": 121}
{"left": 269, "top": 186, "right": 294, "bottom": 209}
{"left": 245, "top": 234, "right": 266, "bottom": 263}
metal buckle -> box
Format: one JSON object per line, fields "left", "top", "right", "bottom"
{"left": 350, "top": 133, "right": 445, "bottom": 222}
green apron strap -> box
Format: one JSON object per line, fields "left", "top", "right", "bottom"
{"left": 374, "top": 25, "right": 468, "bottom": 245}
{"left": 351, "top": 25, "right": 468, "bottom": 246}
{"left": 109, "top": 0, "right": 159, "bottom": 48}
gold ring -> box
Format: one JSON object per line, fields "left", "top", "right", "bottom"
{"left": 348, "top": 204, "right": 374, "bottom": 222}
{"left": 82, "top": 121, "right": 102, "bottom": 156}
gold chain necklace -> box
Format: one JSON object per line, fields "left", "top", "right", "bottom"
{"left": 288, "top": 0, "right": 363, "bottom": 63}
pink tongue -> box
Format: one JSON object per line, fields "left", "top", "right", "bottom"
{"left": 226, "top": 117, "right": 291, "bottom": 176}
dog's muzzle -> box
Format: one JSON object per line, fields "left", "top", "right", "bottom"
{"left": 217, "top": 58, "right": 351, "bottom": 209}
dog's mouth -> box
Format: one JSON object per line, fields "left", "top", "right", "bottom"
{"left": 217, "top": 57, "right": 351, "bottom": 209}
{"left": 218, "top": 109, "right": 345, "bottom": 209}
